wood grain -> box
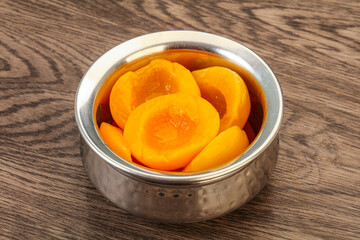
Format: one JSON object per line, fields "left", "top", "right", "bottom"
{"left": 1, "top": 0, "right": 359, "bottom": 239}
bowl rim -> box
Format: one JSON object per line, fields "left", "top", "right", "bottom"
{"left": 75, "top": 30, "right": 283, "bottom": 185}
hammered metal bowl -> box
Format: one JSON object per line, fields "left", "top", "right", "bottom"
{"left": 75, "top": 30, "right": 283, "bottom": 223}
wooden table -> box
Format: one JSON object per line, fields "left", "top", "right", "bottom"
{"left": 1, "top": 1, "right": 359, "bottom": 239}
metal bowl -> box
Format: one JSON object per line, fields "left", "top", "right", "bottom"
{"left": 75, "top": 30, "right": 283, "bottom": 223}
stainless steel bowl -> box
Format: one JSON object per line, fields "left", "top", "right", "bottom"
{"left": 75, "top": 30, "right": 283, "bottom": 223}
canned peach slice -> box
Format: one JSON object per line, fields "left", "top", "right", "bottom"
{"left": 110, "top": 59, "right": 200, "bottom": 129}
{"left": 183, "top": 126, "right": 249, "bottom": 172}
{"left": 124, "top": 93, "right": 220, "bottom": 171}
{"left": 192, "top": 66, "right": 251, "bottom": 132}
{"left": 99, "top": 122, "right": 132, "bottom": 162}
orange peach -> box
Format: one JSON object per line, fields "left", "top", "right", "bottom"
{"left": 110, "top": 59, "right": 200, "bottom": 129}
{"left": 192, "top": 66, "right": 251, "bottom": 132}
{"left": 183, "top": 126, "right": 249, "bottom": 172}
{"left": 123, "top": 93, "right": 220, "bottom": 171}
{"left": 99, "top": 122, "right": 132, "bottom": 162}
